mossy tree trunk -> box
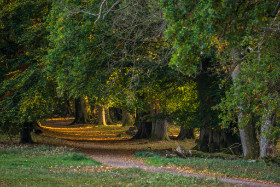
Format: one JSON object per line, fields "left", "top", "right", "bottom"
{"left": 20, "top": 122, "right": 33, "bottom": 144}
{"left": 260, "top": 111, "right": 275, "bottom": 157}
{"left": 243, "top": 117, "right": 259, "bottom": 159}
{"left": 177, "top": 126, "right": 195, "bottom": 140}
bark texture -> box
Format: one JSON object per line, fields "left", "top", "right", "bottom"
{"left": 243, "top": 117, "right": 259, "bottom": 159}
{"left": 151, "top": 118, "right": 170, "bottom": 141}
{"left": 259, "top": 111, "right": 274, "bottom": 157}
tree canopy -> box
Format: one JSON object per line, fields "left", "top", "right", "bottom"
{"left": 0, "top": 0, "right": 279, "bottom": 158}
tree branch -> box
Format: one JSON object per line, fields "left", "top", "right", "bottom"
{"left": 94, "top": 0, "right": 107, "bottom": 24}
{"left": 271, "top": 2, "right": 280, "bottom": 17}
{"left": 103, "top": 0, "right": 122, "bottom": 20}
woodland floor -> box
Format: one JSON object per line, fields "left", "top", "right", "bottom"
{"left": 7, "top": 118, "right": 280, "bottom": 186}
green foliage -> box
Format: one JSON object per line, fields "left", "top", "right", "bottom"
{"left": 161, "top": 0, "right": 280, "bottom": 141}
{"left": 161, "top": 0, "right": 276, "bottom": 74}
{"left": 0, "top": 0, "right": 57, "bottom": 135}
{"left": 218, "top": 35, "right": 280, "bottom": 139}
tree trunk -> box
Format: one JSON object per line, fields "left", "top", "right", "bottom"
{"left": 151, "top": 118, "right": 170, "bottom": 141}
{"left": 195, "top": 127, "right": 241, "bottom": 154}
{"left": 65, "top": 99, "right": 72, "bottom": 117}
{"left": 195, "top": 65, "right": 240, "bottom": 152}
{"left": 259, "top": 110, "right": 274, "bottom": 157}
{"left": 106, "top": 107, "right": 113, "bottom": 124}
{"left": 108, "top": 107, "right": 119, "bottom": 123}
{"left": 231, "top": 85, "right": 259, "bottom": 158}
{"left": 177, "top": 126, "right": 195, "bottom": 140}
{"left": 72, "top": 97, "right": 89, "bottom": 124}
{"left": 237, "top": 113, "right": 248, "bottom": 157}
{"left": 97, "top": 105, "right": 107, "bottom": 126}
{"left": 243, "top": 117, "right": 259, "bottom": 159}
{"left": 133, "top": 111, "right": 152, "bottom": 139}
{"left": 20, "top": 122, "right": 33, "bottom": 144}
{"left": 230, "top": 47, "right": 260, "bottom": 158}
{"left": 122, "top": 109, "right": 134, "bottom": 126}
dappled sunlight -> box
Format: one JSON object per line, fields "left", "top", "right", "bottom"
{"left": 40, "top": 125, "right": 93, "bottom": 130}
{"left": 36, "top": 118, "right": 195, "bottom": 152}
{"left": 41, "top": 118, "right": 133, "bottom": 141}
{"left": 46, "top": 117, "right": 75, "bottom": 121}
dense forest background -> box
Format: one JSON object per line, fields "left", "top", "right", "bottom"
{"left": 1, "top": 0, "right": 280, "bottom": 159}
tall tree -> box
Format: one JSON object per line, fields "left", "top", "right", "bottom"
{"left": 162, "top": 0, "right": 280, "bottom": 157}
{"left": 0, "top": 0, "right": 55, "bottom": 143}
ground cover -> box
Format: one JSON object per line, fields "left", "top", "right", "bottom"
{"left": 136, "top": 151, "right": 280, "bottom": 183}
{"left": 1, "top": 118, "right": 280, "bottom": 186}
{"left": 0, "top": 145, "right": 230, "bottom": 186}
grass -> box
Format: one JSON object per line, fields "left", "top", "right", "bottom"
{"left": 1, "top": 118, "right": 279, "bottom": 185}
{"left": 140, "top": 154, "right": 280, "bottom": 183}
{"left": 0, "top": 145, "right": 232, "bottom": 186}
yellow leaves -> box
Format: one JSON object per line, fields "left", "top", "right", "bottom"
{"left": 89, "top": 34, "right": 94, "bottom": 41}
{"left": 59, "top": 26, "right": 65, "bottom": 31}
{"left": 262, "top": 16, "right": 267, "bottom": 22}
{"left": 211, "top": 35, "right": 229, "bottom": 53}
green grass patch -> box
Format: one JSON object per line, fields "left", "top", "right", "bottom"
{"left": 0, "top": 145, "right": 232, "bottom": 186}
{"left": 135, "top": 150, "right": 163, "bottom": 158}
{"left": 143, "top": 156, "right": 280, "bottom": 183}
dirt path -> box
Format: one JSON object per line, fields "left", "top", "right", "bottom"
{"left": 40, "top": 119, "right": 280, "bottom": 187}
{"left": 86, "top": 150, "right": 280, "bottom": 187}
{"left": 43, "top": 139, "right": 279, "bottom": 187}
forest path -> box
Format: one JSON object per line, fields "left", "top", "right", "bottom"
{"left": 79, "top": 144, "right": 280, "bottom": 187}
{"left": 40, "top": 118, "right": 279, "bottom": 187}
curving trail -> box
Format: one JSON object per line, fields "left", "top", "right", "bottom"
{"left": 40, "top": 118, "right": 280, "bottom": 187}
